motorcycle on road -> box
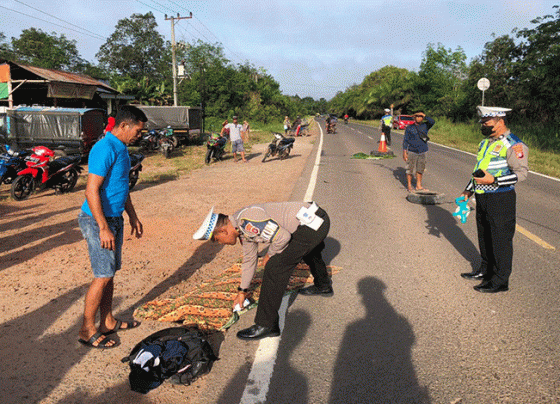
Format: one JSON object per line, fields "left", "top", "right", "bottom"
{"left": 10, "top": 146, "right": 82, "bottom": 201}
{"left": 262, "top": 133, "right": 295, "bottom": 162}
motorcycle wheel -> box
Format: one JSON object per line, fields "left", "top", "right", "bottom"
{"left": 59, "top": 168, "right": 79, "bottom": 193}
{"left": 11, "top": 174, "right": 34, "bottom": 201}
{"left": 129, "top": 169, "right": 140, "bottom": 190}
{"left": 205, "top": 149, "right": 213, "bottom": 164}
{"left": 280, "top": 148, "right": 291, "bottom": 160}
{"left": 262, "top": 150, "right": 271, "bottom": 162}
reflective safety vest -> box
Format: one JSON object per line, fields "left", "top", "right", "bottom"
{"left": 472, "top": 134, "right": 517, "bottom": 194}
{"left": 381, "top": 114, "right": 393, "bottom": 126}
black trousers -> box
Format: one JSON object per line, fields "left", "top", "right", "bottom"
{"left": 382, "top": 125, "right": 391, "bottom": 145}
{"left": 255, "top": 208, "right": 331, "bottom": 328}
{"left": 475, "top": 190, "right": 516, "bottom": 286}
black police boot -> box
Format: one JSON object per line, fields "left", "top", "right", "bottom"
{"left": 298, "top": 284, "right": 334, "bottom": 296}
{"left": 461, "top": 264, "right": 488, "bottom": 280}
{"left": 237, "top": 324, "right": 281, "bottom": 340}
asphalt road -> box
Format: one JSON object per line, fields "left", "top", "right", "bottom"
{"left": 262, "top": 119, "right": 560, "bottom": 404}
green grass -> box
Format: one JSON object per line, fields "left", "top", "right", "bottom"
{"left": 356, "top": 118, "right": 560, "bottom": 179}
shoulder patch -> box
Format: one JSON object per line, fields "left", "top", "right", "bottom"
{"left": 512, "top": 143, "right": 524, "bottom": 159}
{"left": 239, "top": 219, "right": 280, "bottom": 243}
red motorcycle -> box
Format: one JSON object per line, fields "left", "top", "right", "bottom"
{"left": 10, "top": 146, "right": 82, "bottom": 201}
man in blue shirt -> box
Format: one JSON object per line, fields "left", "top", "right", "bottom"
{"left": 77, "top": 105, "right": 147, "bottom": 349}
{"left": 402, "top": 112, "right": 435, "bottom": 192}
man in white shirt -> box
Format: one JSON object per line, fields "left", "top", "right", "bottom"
{"left": 221, "top": 116, "right": 247, "bottom": 162}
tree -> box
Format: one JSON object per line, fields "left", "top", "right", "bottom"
{"left": 414, "top": 43, "right": 468, "bottom": 116}
{"left": 515, "top": 5, "right": 560, "bottom": 121}
{"left": 0, "top": 32, "right": 13, "bottom": 60}
{"left": 10, "top": 28, "right": 85, "bottom": 71}
{"left": 97, "top": 12, "right": 168, "bottom": 81}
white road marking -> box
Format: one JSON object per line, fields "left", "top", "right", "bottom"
{"left": 240, "top": 297, "right": 290, "bottom": 404}
{"left": 239, "top": 121, "right": 324, "bottom": 404}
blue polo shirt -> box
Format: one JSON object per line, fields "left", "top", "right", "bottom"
{"left": 81, "top": 132, "right": 131, "bottom": 217}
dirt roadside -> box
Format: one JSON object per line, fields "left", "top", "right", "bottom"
{"left": 0, "top": 127, "right": 317, "bottom": 404}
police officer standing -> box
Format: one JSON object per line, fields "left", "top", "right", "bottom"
{"left": 380, "top": 108, "right": 393, "bottom": 145}
{"left": 460, "top": 106, "right": 529, "bottom": 293}
{"left": 193, "top": 202, "right": 332, "bottom": 339}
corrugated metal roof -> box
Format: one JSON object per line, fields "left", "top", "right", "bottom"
{"left": 13, "top": 62, "right": 118, "bottom": 93}
{"left": 11, "top": 106, "right": 103, "bottom": 114}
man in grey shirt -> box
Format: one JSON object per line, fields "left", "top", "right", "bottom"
{"left": 193, "top": 201, "right": 332, "bottom": 340}
{"left": 221, "top": 116, "right": 247, "bottom": 162}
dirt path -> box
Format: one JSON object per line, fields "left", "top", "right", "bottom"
{"left": 0, "top": 128, "right": 317, "bottom": 404}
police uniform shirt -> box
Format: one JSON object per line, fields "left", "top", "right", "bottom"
{"left": 230, "top": 202, "right": 311, "bottom": 289}
{"left": 465, "top": 130, "right": 529, "bottom": 193}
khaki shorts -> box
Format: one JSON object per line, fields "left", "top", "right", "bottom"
{"left": 406, "top": 151, "right": 426, "bottom": 175}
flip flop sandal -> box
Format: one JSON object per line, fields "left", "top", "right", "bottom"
{"left": 101, "top": 319, "right": 141, "bottom": 336}
{"left": 78, "top": 331, "right": 118, "bottom": 349}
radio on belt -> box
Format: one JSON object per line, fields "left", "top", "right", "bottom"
{"left": 296, "top": 202, "right": 323, "bottom": 230}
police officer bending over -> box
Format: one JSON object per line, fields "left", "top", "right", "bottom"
{"left": 459, "top": 106, "right": 529, "bottom": 293}
{"left": 193, "top": 202, "right": 332, "bottom": 340}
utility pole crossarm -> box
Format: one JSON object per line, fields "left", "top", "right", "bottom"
{"left": 165, "top": 12, "right": 193, "bottom": 107}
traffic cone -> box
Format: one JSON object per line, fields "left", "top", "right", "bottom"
{"left": 378, "top": 132, "right": 388, "bottom": 153}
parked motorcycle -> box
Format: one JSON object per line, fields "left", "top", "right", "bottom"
{"left": 10, "top": 146, "right": 82, "bottom": 201}
{"left": 262, "top": 133, "right": 295, "bottom": 162}
{"left": 0, "top": 146, "right": 31, "bottom": 186}
{"left": 162, "top": 126, "right": 179, "bottom": 148}
{"left": 129, "top": 152, "right": 145, "bottom": 190}
{"left": 205, "top": 133, "right": 227, "bottom": 164}
{"left": 140, "top": 129, "right": 174, "bottom": 158}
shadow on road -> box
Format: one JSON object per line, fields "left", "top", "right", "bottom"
{"left": 122, "top": 241, "right": 224, "bottom": 316}
{"left": 0, "top": 285, "right": 88, "bottom": 404}
{"left": 215, "top": 309, "right": 311, "bottom": 404}
{"left": 323, "top": 236, "right": 341, "bottom": 266}
{"left": 424, "top": 204, "right": 479, "bottom": 270}
{"left": 268, "top": 309, "right": 310, "bottom": 403}
{"left": 329, "top": 277, "right": 431, "bottom": 404}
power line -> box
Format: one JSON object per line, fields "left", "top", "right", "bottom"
{"left": 0, "top": 4, "right": 105, "bottom": 41}
{"left": 135, "top": 0, "right": 167, "bottom": 15}
{"left": 11, "top": 0, "right": 106, "bottom": 41}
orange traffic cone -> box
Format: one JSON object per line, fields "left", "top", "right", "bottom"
{"left": 378, "top": 133, "right": 388, "bottom": 153}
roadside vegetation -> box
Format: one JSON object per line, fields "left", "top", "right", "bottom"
{"left": 358, "top": 118, "right": 560, "bottom": 179}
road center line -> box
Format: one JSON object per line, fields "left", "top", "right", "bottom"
{"left": 239, "top": 120, "right": 324, "bottom": 404}
{"left": 516, "top": 224, "right": 556, "bottom": 250}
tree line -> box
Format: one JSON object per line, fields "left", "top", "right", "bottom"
{"left": 0, "top": 12, "right": 326, "bottom": 123}
{"left": 329, "top": 5, "right": 560, "bottom": 126}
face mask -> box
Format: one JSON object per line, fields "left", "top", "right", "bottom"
{"left": 481, "top": 125, "right": 494, "bottom": 137}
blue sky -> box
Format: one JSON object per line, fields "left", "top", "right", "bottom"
{"left": 0, "top": 0, "right": 558, "bottom": 100}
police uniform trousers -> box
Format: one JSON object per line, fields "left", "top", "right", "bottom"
{"left": 382, "top": 124, "right": 392, "bottom": 145}
{"left": 255, "top": 208, "right": 331, "bottom": 328}
{"left": 475, "top": 190, "right": 516, "bottom": 286}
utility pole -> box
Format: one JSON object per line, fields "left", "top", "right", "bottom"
{"left": 165, "top": 12, "right": 192, "bottom": 106}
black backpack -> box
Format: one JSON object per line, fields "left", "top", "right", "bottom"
{"left": 121, "top": 327, "right": 218, "bottom": 394}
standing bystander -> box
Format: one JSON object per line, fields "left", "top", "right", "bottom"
{"left": 77, "top": 105, "right": 147, "bottom": 349}
{"left": 222, "top": 116, "right": 246, "bottom": 162}
{"left": 283, "top": 116, "right": 291, "bottom": 135}
{"left": 241, "top": 120, "right": 250, "bottom": 143}
{"left": 402, "top": 112, "right": 435, "bottom": 192}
